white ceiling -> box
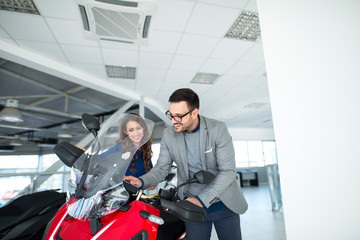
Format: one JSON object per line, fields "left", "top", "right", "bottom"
{"left": 0, "top": 0, "right": 272, "bottom": 132}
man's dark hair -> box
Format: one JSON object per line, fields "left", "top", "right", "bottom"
{"left": 168, "top": 88, "right": 200, "bottom": 110}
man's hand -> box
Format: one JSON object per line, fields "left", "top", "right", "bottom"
{"left": 123, "top": 176, "right": 142, "bottom": 188}
{"left": 75, "top": 145, "right": 86, "bottom": 151}
{"left": 146, "top": 184, "right": 158, "bottom": 190}
{"left": 185, "top": 197, "right": 202, "bottom": 207}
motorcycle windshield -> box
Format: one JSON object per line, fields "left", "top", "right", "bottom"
{"left": 66, "top": 112, "right": 154, "bottom": 220}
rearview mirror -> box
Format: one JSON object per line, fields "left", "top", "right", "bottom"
{"left": 53, "top": 142, "right": 84, "bottom": 167}
{"left": 82, "top": 113, "right": 100, "bottom": 137}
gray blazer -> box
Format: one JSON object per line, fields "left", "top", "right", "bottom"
{"left": 140, "top": 115, "right": 248, "bottom": 214}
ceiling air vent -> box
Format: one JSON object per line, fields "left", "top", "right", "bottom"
{"left": 76, "top": 0, "right": 157, "bottom": 44}
{"left": 0, "top": 0, "right": 40, "bottom": 15}
{"left": 106, "top": 65, "right": 136, "bottom": 79}
{"left": 191, "top": 72, "right": 221, "bottom": 84}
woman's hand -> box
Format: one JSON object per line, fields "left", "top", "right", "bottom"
{"left": 123, "top": 176, "right": 142, "bottom": 188}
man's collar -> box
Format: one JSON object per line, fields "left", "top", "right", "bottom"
{"left": 184, "top": 115, "right": 200, "bottom": 134}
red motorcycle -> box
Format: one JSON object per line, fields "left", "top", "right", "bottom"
{"left": 43, "top": 112, "right": 213, "bottom": 240}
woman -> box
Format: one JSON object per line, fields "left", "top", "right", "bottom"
{"left": 76, "top": 113, "right": 153, "bottom": 178}
{"left": 117, "top": 113, "right": 153, "bottom": 178}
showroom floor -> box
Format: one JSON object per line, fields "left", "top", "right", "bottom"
{"left": 210, "top": 184, "right": 287, "bottom": 240}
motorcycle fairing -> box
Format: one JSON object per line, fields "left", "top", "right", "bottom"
{"left": 66, "top": 113, "right": 154, "bottom": 221}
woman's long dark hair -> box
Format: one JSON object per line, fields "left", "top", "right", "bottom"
{"left": 116, "top": 113, "right": 152, "bottom": 173}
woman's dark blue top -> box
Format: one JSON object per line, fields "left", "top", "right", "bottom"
{"left": 99, "top": 143, "right": 152, "bottom": 178}
{"left": 125, "top": 150, "right": 153, "bottom": 178}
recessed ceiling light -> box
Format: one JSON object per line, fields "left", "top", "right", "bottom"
{"left": 191, "top": 72, "right": 221, "bottom": 84}
{"left": 0, "top": 0, "right": 40, "bottom": 15}
{"left": 225, "top": 11, "right": 261, "bottom": 42}
{"left": 106, "top": 65, "right": 136, "bottom": 79}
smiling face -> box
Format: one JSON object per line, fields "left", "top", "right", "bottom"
{"left": 124, "top": 120, "right": 144, "bottom": 148}
{"left": 168, "top": 101, "right": 199, "bottom": 133}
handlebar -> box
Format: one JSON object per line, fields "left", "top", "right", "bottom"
{"left": 140, "top": 193, "right": 159, "bottom": 199}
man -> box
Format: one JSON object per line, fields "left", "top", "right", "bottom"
{"left": 124, "top": 88, "right": 248, "bottom": 240}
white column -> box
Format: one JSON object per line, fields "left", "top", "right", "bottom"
{"left": 139, "top": 95, "right": 145, "bottom": 118}
{"left": 257, "top": 0, "right": 360, "bottom": 239}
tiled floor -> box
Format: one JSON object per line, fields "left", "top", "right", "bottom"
{"left": 211, "top": 184, "right": 287, "bottom": 240}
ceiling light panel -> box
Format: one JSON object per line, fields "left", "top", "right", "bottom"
{"left": 0, "top": 0, "right": 40, "bottom": 15}
{"left": 225, "top": 11, "right": 261, "bottom": 42}
{"left": 191, "top": 72, "right": 221, "bottom": 84}
{"left": 106, "top": 65, "right": 136, "bottom": 79}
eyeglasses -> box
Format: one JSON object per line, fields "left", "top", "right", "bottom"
{"left": 165, "top": 109, "right": 195, "bottom": 122}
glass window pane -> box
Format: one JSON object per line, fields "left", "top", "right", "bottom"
{"left": 0, "top": 176, "right": 32, "bottom": 206}
{"left": 0, "top": 155, "right": 38, "bottom": 170}
{"left": 263, "top": 141, "right": 278, "bottom": 165}
{"left": 38, "top": 174, "right": 68, "bottom": 192}
{"left": 248, "top": 141, "right": 264, "bottom": 167}
{"left": 233, "top": 141, "right": 249, "bottom": 168}
{"left": 41, "top": 154, "right": 59, "bottom": 170}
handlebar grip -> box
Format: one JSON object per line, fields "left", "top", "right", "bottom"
{"left": 160, "top": 199, "right": 206, "bottom": 223}
{"left": 123, "top": 181, "right": 139, "bottom": 194}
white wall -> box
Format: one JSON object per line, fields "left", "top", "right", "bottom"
{"left": 257, "top": 0, "right": 360, "bottom": 239}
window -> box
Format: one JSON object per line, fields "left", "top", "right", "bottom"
{"left": 248, "top": 141, "right": 263, "bottom": 167}
{"left": 263, "top": 141, "right": 278, "bottom": 165}
{"left": 0, "top": 154, "right": 69, "bottom": 206}
{"left": 37, "top": 154, "right": 70, "bottom": 192}
{"left": 233, "top": 140, "right": 277, "bottom": 168}
{"left": 233, "top": 141, "right": 249, "bottom": 167}
{"left": 0, "top": 155, "right": 38, "bottom": 206}
{"left": 0, "top": 155, "right": 38, "bottom": 171}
